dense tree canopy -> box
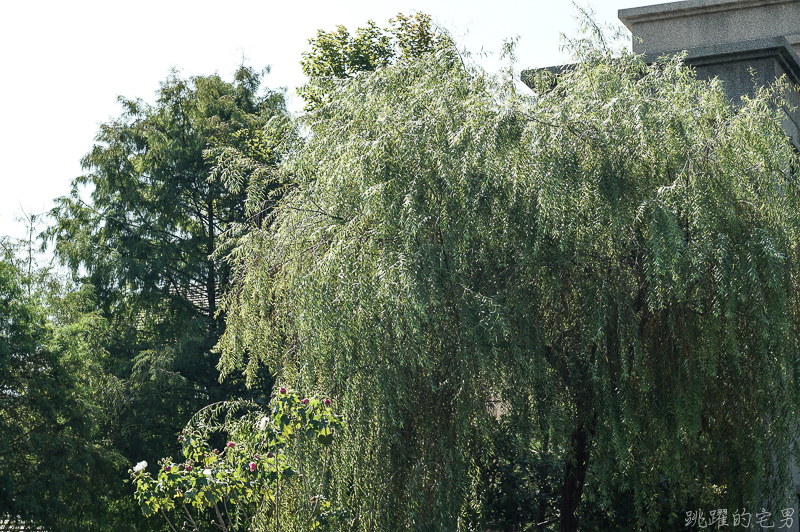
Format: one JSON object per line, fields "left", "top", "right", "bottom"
{"left": 2, "top": 11, "right": 796, "bottom": 531}
{"left": 215, "top": 34, "right": 800, "bottom": 531}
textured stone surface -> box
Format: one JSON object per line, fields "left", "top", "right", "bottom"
{"left": 789, "top": 33, "right": 800, "bottom": 55}
{"left": 641, "top": 36, "right": 800, "bottom": 88}
{"left": 619, "top": 0, "right": 800, "bottom": 55}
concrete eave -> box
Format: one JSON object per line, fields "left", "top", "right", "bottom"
{"left": 641, "top": 36, "right": 800, "bottom": 84}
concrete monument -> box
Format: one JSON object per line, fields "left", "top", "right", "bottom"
{"left": 619, "top": 0, "right": 800, "bottom": 148}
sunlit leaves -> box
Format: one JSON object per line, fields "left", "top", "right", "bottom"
{"left": 298, "top": 13, "right": 450, "bottom": 111}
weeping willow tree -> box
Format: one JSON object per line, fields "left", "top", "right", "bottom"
{"left": 213, "top": 30, "right": 800, "bottom": 531}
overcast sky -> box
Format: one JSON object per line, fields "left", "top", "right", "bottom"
{"left": 0, "top": 0, "right": 647, "bottom": 242}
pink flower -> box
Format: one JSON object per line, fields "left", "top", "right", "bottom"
{"left": 279, "top": 387, "right": 287, "bottom": 394}
{"left": 164, "top": 466, "right": 171, "bottom": 472}
{"left": 185, "top": 464, "right": 192, "bottom": 472}
{"left": 227, "top": 441, "right": 235, "bottom": 448}
{"left": 249, "top": 462, "right": 257, "bottom": 472}
{"left": 213, "top": 449, "right": 219, "bottom": 454}
{"left": 324, "top": 398, "right": 331, "bottom": 406}
{"left": 301, "top": 398, "right": 309, "bottom": 405}
{"left": 266, "top": 452, "right": 274, "bottom": 458}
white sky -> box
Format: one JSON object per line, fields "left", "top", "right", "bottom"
{"left": 0, "top": 0, "right": 647, "bottom": 242}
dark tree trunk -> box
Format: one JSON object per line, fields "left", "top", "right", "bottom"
{"left": 559, "top": 414, "right": 594, "bottom": 532}
{"left": 542, "top": 345, "right": 597, "bottom": 531}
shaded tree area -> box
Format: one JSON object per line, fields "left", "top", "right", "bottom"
{"left": 0, "top": 243, "right": 124, "bottom": 530}
{"left": 214, "top": 24, "right": 800, "bottom": 532}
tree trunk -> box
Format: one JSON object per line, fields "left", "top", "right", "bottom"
{"left": 559, "top": 416, "right": 593, "bottom": 532}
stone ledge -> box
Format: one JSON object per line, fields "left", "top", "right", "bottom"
{"left": 619, "top": 0, "right": 797, "bottom": 31}
{"left": 619, "top": 0, "right": 800, "bottom": 55}
{"left": 521, "top": 37, "right": 800, "bottom": 88}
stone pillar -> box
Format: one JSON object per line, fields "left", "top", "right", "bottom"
{"left": 619, "top": 0, "right": 800, "bottom": 150}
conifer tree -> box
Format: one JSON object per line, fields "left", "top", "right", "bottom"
{"left": 46, "top": 66, "right": 292, "bottom": 499}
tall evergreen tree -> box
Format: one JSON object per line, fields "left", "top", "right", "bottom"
{"left": 46, "top": 66, "right": 292, "bottom": 493}
{"left": 215, "top": 33, "right": 800, "bottom": 531}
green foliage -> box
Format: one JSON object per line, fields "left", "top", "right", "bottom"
{"left": 478, "top": 417, "right": 562, "bottom": 531}
{"left": 0, "top": 256, "right": 124, "bottom": 530}
{"left": 215, "top": 27, "right": 800, "bottom": 531}
{"left": 301, "top": 21, "right": 393, "bottom": 79}
{"left": 131, "top": 388, "right": 343, "bottom": 531}
{"left": 298, "top": 13, "right": 448, "bottom": 110}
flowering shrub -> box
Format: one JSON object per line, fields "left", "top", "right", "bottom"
{"left": 129, "top": 388, "right": 344, "bottom": 531}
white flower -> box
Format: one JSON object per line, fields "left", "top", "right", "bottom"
{"left": 203, "top": 469, "right": 212, "bottom": 478}
{"left": 133, "top": 461, "right": 148, "bottom": 473}
{"left": 258, "top": 416, "right": 268, "bottom": 431}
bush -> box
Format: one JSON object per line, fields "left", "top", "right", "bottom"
{"left": 130, "top": 388, "right": 344, "bottom": 531}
